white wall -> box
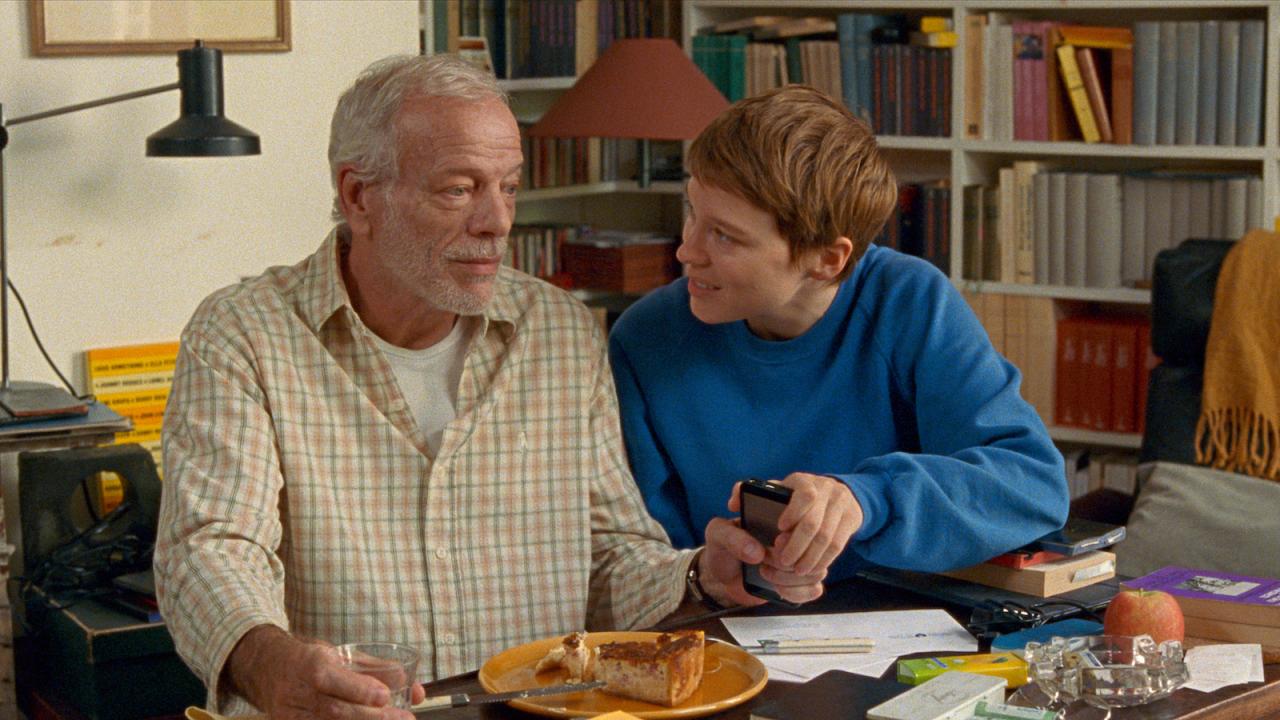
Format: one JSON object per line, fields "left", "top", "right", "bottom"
{"left": 0, "top": 0, "right": 419, "bottom": 388}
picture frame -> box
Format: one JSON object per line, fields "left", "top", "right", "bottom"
{"left": 29, "top": 0, "right": 291, "bottom": 56}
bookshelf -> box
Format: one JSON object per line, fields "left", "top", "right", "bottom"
{"left": 684, "top": 1, "right": 1280, "bottom": 454}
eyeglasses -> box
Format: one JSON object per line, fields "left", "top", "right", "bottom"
{"left": 966, "top": 599, "right": 1104, "bottom": 643}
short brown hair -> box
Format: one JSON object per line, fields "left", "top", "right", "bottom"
{"left": 687, "top": 85, "right": 898, "bottom": 282}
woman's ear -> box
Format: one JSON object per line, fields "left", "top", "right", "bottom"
{"left": 808, "top": 237, "right": 854, "bottom": 282}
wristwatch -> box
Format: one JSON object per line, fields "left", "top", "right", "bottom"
{"left": 685, "top": 550, "right": 725, "bottom": 610}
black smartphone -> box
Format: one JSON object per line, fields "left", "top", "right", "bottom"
{"left": 739, "top": 478, "right": 799, "bottom": 607}
{"left": 1027, "top": 518, "right": 1127, "bottom": 556}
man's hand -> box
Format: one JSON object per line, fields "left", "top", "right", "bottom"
{"left": 765, "top": 472, "right": 863, "bottom": 576}
{"left": 226, "top": 625, "right": 426, "bottom": 720}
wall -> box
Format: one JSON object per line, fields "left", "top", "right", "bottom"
{"left": 0, "top": 0, "right": 419, "bottom": 388}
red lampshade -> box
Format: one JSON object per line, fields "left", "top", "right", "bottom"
{"left": 527, "top": 38, "right": 729, "bottom": 140}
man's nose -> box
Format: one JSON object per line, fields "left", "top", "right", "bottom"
{"left": 469, "top": 186, "right": 514, "bottom": 238}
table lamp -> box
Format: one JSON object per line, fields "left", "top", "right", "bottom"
{"left": 0, "top": 40, "right": 260, "bottom": 422}
{"left": 526, "top": 38, "right": 728, "bottom": 187}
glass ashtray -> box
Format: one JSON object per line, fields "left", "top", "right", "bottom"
{"left": 1017, "top": 634, "right": 1190, "bottom": 708}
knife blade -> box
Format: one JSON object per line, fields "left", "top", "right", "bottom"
{"left": 412, "top": 680, "right": 605, "bottom": 712}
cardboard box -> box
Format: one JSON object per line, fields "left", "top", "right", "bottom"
{"left": 17, "top": 597, "right": 203, "bottom": 720}
{"left": 561, "top": 241, "right": 679, "bottom": 293}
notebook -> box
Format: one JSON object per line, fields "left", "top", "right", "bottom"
{"left": 750, "top": 670, "right": 909, "bottom": 720}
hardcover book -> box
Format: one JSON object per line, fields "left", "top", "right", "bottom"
{"left": 1123, "top": 566, "right": 1280, "bottom": 628}
{"left": 942, "top": 550, "right": 1116, "bottom": 598}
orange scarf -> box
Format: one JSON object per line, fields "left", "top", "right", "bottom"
{"left": 1195, "top": 229, "right": 1280, "bottom": 481}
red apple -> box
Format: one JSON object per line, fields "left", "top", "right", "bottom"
{"left": 1104, "top": 589, "right": 1186, "bottom": 644}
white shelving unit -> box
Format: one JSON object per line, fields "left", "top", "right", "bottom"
{"left": 685, "top": 1, "right": 1280, "bottom": 451}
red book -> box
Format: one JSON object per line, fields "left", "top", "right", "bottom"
{"left": 988, "top": 549, "right": 1066, "bottom": 569}
{"left": 1055, "top": 316, "right": 1084, "bottom": 428}
{"left": 1091, "top": 319, "right": 1115, "bottom": 431}
{"left": 1110, "top": 46, "right": 1134, "bottom": 144}
{"left": 1110, "top": 318, "right": 1140, "bottom": 434}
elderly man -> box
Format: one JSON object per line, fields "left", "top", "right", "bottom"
{"left": 156, "top": 54, "right": 823, "bottom": 720}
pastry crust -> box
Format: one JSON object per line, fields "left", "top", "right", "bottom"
{"left": 534, "top": 631, "right": 594, "bottom": 681}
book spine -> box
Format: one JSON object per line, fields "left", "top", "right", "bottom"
{"left": 1055, "top": 316, "right": 1081, "bottom": 427}
{"left": 1056, "top": 44, "right": 1101, "bottom": 143}
{"left": 963, "top": 13, "right": 986, "bottom": 139}
{"left": 1236, "top": 20, "right": 1264, "bottom": 146}
{"left": 1174, "top": 22, "right": 1200, "bottom": 145}
{"left": 1033, "top": 173, "right": 1050, "bottom": 284}
{"left": 1132, "top": 22, "right": 1159, "bottom": 145}
{"left": 1064, "top": 173, "right": 1089, "bottom": 286}
{"left": 1109, "top": 46, "right": 1133, "bottom": 145}
{"left": 1216, "top": 21, "right": 1240, "bottom": 146}
{"left": 1121, "top": 176, "right": 1147, "bottom": 286}
{"left": 1195, "top": 21, "right": 1219, "bottom": 145}
{"left": 1075, "top": 47, "right": 1113, "bottom": 143}
{"left": 1085, "top": 173, "right": 1123, "bottom": 288}
{"left": 1111, "top": 320, "right": 1138, "bottom": 434}
{"left": 1048, "top": 172, "right": 1067, "bottom": 285}
{"left": 1156, "top": 22, "right": 1178, "bottom": 144}
{"left": 838, "top": 14, "right": 858, "bottom": 113}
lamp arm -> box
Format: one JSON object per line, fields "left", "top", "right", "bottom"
{"left": 3, "top": 82, "right": 180, "bottom": 128}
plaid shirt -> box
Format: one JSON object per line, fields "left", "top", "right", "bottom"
{"left": 156, "top": 228, "right": 694, "bottom": 713}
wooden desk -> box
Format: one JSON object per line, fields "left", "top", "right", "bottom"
{"left": 417, "top": 579, "right": 1280, "bottom": 719}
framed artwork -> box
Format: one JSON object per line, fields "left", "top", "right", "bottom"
{"left": 29, "top": 0, "right": 291, "bottom": 56}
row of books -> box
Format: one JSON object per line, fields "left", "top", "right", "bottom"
{"left": 968, "top": 18, "right": 1263, "bottom": 147}
{"left": 692, "top": 14, "right": 952, "bottom": 137}
{"left": 1055, "top": 315, "right": 1155, "bottom": 435}
{"left": 962, "top": 292, "right": 1056, "bottom": 429}
{"left": 963, "top": 167, "right": 1264, "bottom": 288}
{"left": 878, "top": 181, "right": 952, "bottom": 275}
{"left": 83, "top": 341, "right": 180, "bottom": 477}
{"left": 1126, "top": 566, "right": 1280, "bottom": 646}
{"left": 1062, "top": 449, "right": 1142, "bottom": 500}
{"left": 1133, "top": 20, "right": 1266, "bottom": 147}
{"left": 432, "top": 0, "right": 680, "bottom": 79}
{"left": 503, "top": 223, "right": 584, "bottom": 284}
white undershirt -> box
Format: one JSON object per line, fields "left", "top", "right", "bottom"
{"left": 370, "top": 317, "right": 476, "bottom": 455}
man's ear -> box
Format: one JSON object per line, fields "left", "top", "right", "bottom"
{"left": 337, "top": 166, "right": 378, "bottom": 237}
{"left": 808, "top": 236, "right": 855, "bottom": 282}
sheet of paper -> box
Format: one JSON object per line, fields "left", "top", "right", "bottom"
{"left": 722, "top": 610, "right": 978, "bottom": 681}
{"left": 1184, "top": 643, "right": 1265, "bottom": 693}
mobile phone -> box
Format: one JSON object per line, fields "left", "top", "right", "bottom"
{"left": 739, "top": 478, "right": 799, "bottom": 607}
{"left": 1025, "top": 518, "right": 1126, "bottom": 556}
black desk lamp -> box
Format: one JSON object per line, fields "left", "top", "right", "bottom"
{"left": 0, "top": 40, "right": 259, "bottom": 421}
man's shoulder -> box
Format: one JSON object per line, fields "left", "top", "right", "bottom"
{"left": 854, "top": 245, "right": 954, "bottom": 313}
{"left": 184, "top": 256, "right": 310, "bottom": 341}
{"left": 493, "top": 267, "right": 598, "bottom": 333}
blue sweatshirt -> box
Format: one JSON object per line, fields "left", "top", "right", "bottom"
{"left": 608, "top": 245, "right": 1068, "bottom": 582}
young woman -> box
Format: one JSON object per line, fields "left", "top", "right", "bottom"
{"left": 608, "top": 86, "right": 1068, "bottom": 599}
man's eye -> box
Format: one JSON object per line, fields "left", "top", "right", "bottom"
{"left": 503, "top": 183, "right": 519, "bottom": 197}
{"left": 712, "top": 228, "right": 734, "bottom": 244}
{"left": 445, "top": 187, "right": 468, "bottom": 197}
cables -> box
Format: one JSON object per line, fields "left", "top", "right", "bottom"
{"left": 5, "top": 277, "right": 92, "bottom": 401}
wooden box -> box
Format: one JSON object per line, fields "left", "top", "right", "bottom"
{"left": 561, "top": 241, "right": 679, "bottom": 294}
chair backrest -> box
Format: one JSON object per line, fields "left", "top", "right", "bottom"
{"left": 1139, "top": 239, "right": 1234, "bottom": 464}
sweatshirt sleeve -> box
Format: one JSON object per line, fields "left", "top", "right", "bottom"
{"left": 607, "top": 329, "right": 700, "bottom": 549}
{"left": 836, "top": 275, "right": 1069, "bottom": 572}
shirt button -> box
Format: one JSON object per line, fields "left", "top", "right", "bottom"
{"left": 434, "top": 547, "right": 449, "bottom": 560}
{"left": 443, "top": 633, "right": 457, "bottom": 645}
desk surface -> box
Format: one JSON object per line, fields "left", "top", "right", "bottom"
{"left": 417, "top": 580, "right": 1280, "bottom": 720}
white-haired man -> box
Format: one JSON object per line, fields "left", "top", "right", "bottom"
{"left": 156, "top": 54, "right": 823, "bottom": 720}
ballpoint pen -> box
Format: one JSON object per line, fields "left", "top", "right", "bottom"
{"left": 748, "top": 637, "right": 876, "bottom": 654}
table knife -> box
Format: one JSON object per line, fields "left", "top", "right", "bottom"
{"left": 412, "top": 680, "right": 605, "bottom": 712}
